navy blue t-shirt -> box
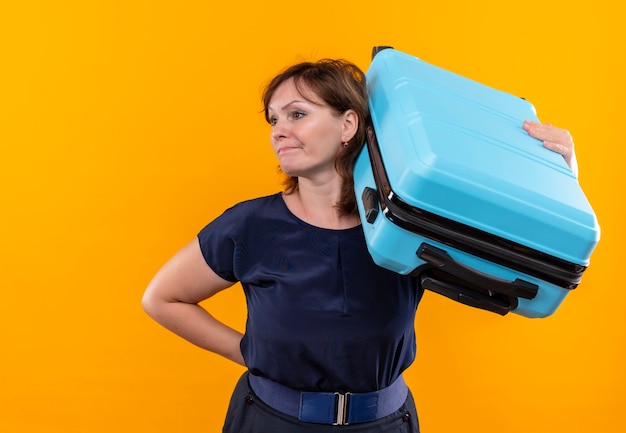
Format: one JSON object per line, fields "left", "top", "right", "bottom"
{"left": 197, "top": 193, "right": 423, "bottom": 393}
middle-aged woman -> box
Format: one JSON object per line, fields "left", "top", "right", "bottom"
{"left": 142, "top": 58, "right": 578, "bottom": 432}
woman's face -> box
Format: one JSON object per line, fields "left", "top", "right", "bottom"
{"left": 267, "top": 78, "right": 355, "bottom": 181}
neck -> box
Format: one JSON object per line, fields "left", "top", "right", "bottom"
{"left": 284, "top": 177, "right": 359, "bottom": 230}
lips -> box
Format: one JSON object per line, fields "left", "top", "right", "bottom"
{"left": 276, "top": 145, "right": 300, "bottom": 155}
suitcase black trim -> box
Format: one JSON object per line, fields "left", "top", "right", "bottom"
{"left": 362, "top": 129, "right": 586, "bottom": 290}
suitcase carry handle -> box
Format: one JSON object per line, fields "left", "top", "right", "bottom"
{"left": 361, "top": 187, "right": 380, "bottom": 224}
{"left": 372, "top": 46, "right": 394, "bottom": 59}
{"left": 420, "top": 273, "right": 513, "bottom": 315}
{"left": 416, "top": 243, "right": 539, "bottom": 300}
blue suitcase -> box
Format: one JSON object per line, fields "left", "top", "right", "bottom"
{"left": 354, "top": 47, "right": 600, "bottom": 317}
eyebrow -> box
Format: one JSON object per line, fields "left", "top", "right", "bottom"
{"left": 268, "top": 100, "right": 305, "bottom": 113}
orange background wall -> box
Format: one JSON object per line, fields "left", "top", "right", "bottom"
{"left": 1, "top": 1, "right": 624, "bottom": 432}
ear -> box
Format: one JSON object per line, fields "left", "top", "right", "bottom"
{"left": 341, "top": 109, "right": 359, "bottom": 143}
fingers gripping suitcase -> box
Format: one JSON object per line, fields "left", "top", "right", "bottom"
{"left": 354, "top": 47, "right": 600, "bottom": 318}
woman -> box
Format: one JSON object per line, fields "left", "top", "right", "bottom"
{"left": 142, "top": 58, "right": 577, "bottom": 432}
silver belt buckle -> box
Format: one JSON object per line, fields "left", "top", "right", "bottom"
{"left": 333, "top": 392, "right": 352, "bottom": 425}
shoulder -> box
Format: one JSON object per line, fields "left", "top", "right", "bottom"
{"left": 200, "top": 192, "right": 286, "bottom": 233}
{"left": 221, "top": 193, "right": 285, "bottom": 220}
{"left": 196, "top": 193, "right": 284, "bottom": 268}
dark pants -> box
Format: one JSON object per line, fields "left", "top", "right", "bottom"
{"left": 223, "top": 372, "right": 420, "bottom": 433}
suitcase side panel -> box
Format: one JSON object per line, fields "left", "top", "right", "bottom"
{"left": 366, "top": 49, "right": 600, "bottom": 265}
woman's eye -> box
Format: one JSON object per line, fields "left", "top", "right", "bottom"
{"left": 292, "top": 111, "right": 306, "bottom": 120}
{"left": 268, "top": 116, "right": 278, "bottom": 126}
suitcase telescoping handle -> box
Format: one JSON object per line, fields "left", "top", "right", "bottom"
{"left": 417, "top": 243, "right": 539, "bottom": 300}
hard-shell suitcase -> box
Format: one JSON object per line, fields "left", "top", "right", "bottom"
{"left": 354, "top": 47, "right": 600, "bottom": 317}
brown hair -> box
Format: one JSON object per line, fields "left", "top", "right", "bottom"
{"left": 262, "top": 59, "right": 371, "bottom": 216}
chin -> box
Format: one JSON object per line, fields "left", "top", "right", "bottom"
{"left": 279, "top": 163, "right": 301, "bottom": 177}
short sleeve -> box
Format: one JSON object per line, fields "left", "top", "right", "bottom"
{"left": 197, "top": 205, "right": 241, "bottom": 283}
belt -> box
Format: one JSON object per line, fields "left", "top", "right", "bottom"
{"left": 248, "top": 374, "right": 408, "bottom": 425}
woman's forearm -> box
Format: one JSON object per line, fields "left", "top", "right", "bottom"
{"left": 144, "top": 298, "right": 245, "bottom": 366}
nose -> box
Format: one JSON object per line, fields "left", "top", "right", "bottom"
{"left": 271, "top": 119, "right": 289, "bottom": 141}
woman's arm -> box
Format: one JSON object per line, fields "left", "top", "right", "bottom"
{"left": 523, "top": 120, "right": 578, "bottom": 178}
{"left": 142, "top": 239, "right": 245, "bottom": 366}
